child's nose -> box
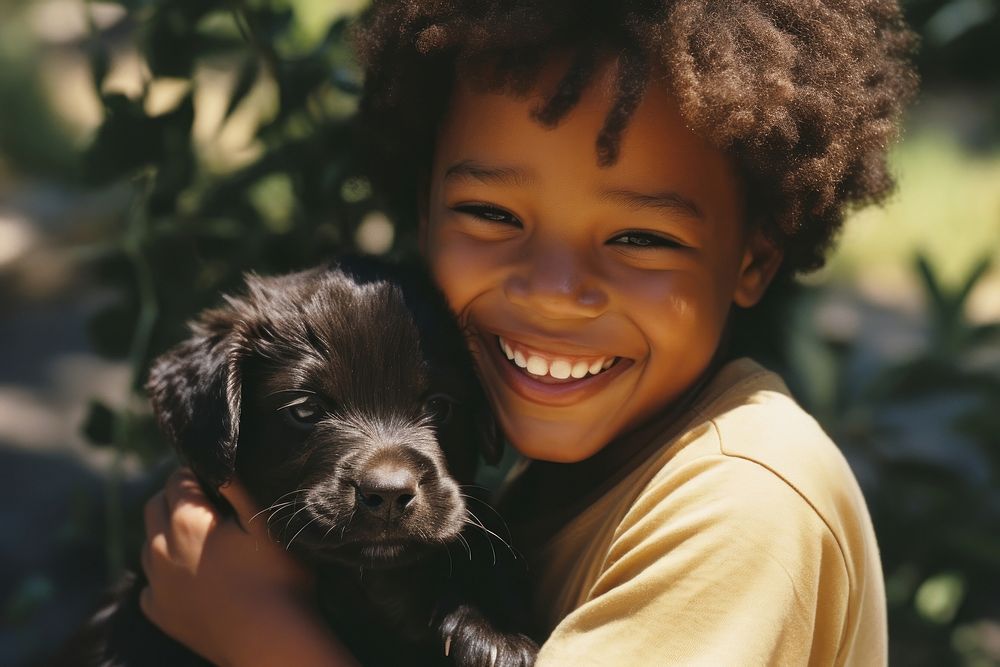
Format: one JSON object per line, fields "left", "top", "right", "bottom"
{"left": 503, "top": 247, "right": 608, "bottom": 319}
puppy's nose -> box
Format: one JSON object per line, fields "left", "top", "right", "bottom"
{"left": 355, "top": 464, "right": 419, "bottom": 520}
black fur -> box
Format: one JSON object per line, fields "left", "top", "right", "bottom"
{"left": 54, "top": 258, "right": 536, "bottom": 667}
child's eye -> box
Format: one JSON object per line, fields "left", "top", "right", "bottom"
{"left": 609, "top": 231, "right": 685, "bottom": 249}
{"left": 453, "top": 205, "right": 523, "bottom": 227}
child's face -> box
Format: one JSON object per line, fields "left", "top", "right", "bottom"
{"left": 420, "top": 57, "right": 780, "bottom": 463}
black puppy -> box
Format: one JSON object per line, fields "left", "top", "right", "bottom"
{"left": 56, "top": 259, "right": 537, "bottom": 666}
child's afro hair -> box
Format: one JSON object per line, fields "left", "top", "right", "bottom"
{"left": 352, "top": 0, "right": 918, "bottom": 275}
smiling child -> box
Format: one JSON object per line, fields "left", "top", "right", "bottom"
{"left": 138, "top": 1, "right": 918, "bottom": 665}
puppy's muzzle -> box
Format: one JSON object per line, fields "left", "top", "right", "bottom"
{"left": 354, "top": 460, "right": 419, "bottom": 523}
{"left": 287, "top": 419, "right": 467, "bottom": 565}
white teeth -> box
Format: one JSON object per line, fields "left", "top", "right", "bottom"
{"left": 498, "top": 336, "right": 617, "bottom": 380}
{"left": 526, "top": 355, "right": 549, "bottom": 376}
{"left": 549, "top": 359, "right": 572, "bottom": 379}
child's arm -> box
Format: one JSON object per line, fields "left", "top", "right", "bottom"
{"left": 139, "top": 468, "right": 360, "bottom": 667}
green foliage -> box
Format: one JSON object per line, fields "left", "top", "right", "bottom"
{"left": 0, "top": 26, "right": 82, "bottom": 177}
{"left": 903, "top": 0, "right": 1000, "bottom": 87}
{"left": 77, "top": 3, "right": 383, "bottom": 375}
{"left": 915, "top": 255, "right": 999, "bottom": 361}
{"left": 788, "top": 255, "right": 1000, "bottom": 665}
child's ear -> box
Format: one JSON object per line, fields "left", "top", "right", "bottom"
{"left": 733, "top": 229, "right": 784, "bottom": 308}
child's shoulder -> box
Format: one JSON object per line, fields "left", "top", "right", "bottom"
{"left": 624, "top": 357, "right": 877, "bottom": 588}
{"left": 662, "top": 357, "right": 865, "bottom": 535}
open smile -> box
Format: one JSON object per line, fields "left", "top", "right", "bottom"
{"left": 484, "top": 332, "right": 633, "bottom": 406}
{"left": 497, "top": 335, "right": 619, "bottom": 382}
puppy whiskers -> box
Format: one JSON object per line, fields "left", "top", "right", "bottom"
{"left": 267, "top": 487, "right": 311, "bottom": 506}
{"left": 458, "top": 489, "right": 513, "bottom": 543}
{"left": 444, "top": 542, "right": 454, "bottom": 577}
{"left": 340, "top": 507, "right": 360, "bottom": 541}
{"left": 463, "top": 509, "right": 520, "bottom": 563}
{"left": 287, "top": 514, "right": 323, "bottom": 551}
{"left": 464, "top": 515, "right": 497, "bottom": 566}
{"left": 455, "top": 532, "right": 472, "bottom": 561}
{"left": 249, "top": 500, "right": 297, "bottom": 525}
{"left": 317, "top": 507, "right": 356, "bottom": 544}
{"left": 281, "top": 499, "right": 322, "bottom": 541}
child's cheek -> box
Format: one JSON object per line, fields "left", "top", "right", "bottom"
{"left": 425, "top": 226, "right": 507, "bottom": 319}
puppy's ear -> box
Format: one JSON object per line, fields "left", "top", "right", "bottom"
{"left": 146, "top": 308, "right": 242, "bottom": 490}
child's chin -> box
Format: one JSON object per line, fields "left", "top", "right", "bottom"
{"left": 505, "top": 424, "right": 611, "bottom": 463}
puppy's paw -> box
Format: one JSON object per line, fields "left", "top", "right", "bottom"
{"left": 439, "top": 604, "right": 538, "bottom": 667}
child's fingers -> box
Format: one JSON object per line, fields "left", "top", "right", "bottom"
{"left": 164, "top": 467, "right": 210, "bottom": 510}
{"left": 141, "top": 489, "right": 173, "bottom": 578}
{"left": 143, "top": 467, "right": 218, "bottom": 560}
{"left": 217, "top": 476, "right": 260, "bottom": 527}
{"left": 143, "top": 489, "right": 168, "bottom": 542}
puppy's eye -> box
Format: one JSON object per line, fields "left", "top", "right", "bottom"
{"left": 423, "top": 393, "right": 456, "bottom": 424}
{"left": 280, "top": 396, "right": 325, "bottom": 429}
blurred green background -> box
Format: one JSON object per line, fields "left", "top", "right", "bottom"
{"left": 0, "top": 1, "right": 997, "bottom": 665}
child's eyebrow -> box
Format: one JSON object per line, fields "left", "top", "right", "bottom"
{"left": 598, "top": 189, "right": 703, "bottom": 221}
{"left": 444, "top": 160, "right": 535, "bottom": 188}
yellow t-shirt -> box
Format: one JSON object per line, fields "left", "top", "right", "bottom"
{"left": 521, "top": 358, "right": 886, "bottom": 666}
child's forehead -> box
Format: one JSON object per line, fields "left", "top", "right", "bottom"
{"left": 436, "top": 57, "right": 741, "bottom": 205}
{"left": 430, "top": 58, "right": 748, "bottom": 251}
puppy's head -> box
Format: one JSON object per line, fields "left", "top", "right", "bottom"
{"left": 146, "top": 261, "right": 502, "bottom": 568}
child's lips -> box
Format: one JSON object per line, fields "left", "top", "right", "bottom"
{"left": 497, "top": 335, "right": 618, "bottom": 382}
{"left": 482, "top": 332, "right": 633, "bottom": 406}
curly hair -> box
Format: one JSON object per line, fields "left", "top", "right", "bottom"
{"left": 352, "top": 0, "right": 917, "bottom": 274}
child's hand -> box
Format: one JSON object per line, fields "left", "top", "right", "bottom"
{"left": 139, "top": 467, "right": 359, "bottom": 667}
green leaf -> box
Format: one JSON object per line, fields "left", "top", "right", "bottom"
{"left": 142, "top": 1, "right": 216, "bottom": 78}
{"left": 275, "top": 57, "right": 330, "bottom": 121}
{"left": 223, "top": 57, "right": 260, "bottom": 123}
{"left": 954, "top": 255, "right": 992, "bottom": 312}
{"left": 82, "top": 400, "right": 117, "bottom": 446}
{"left": 85, "top": 94, "right": 158, "bottom": 183}
{"left": 88, "top": 40, "right": 110, "bottom": 94}
{"left": 148, "top": 94, "right": 196, "bottom": 214}
{"left": 915, "top": 253, "right": 948, "bottom": 316}
{"left": 260, "top": 6, "right": 294, "bottom": 43}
